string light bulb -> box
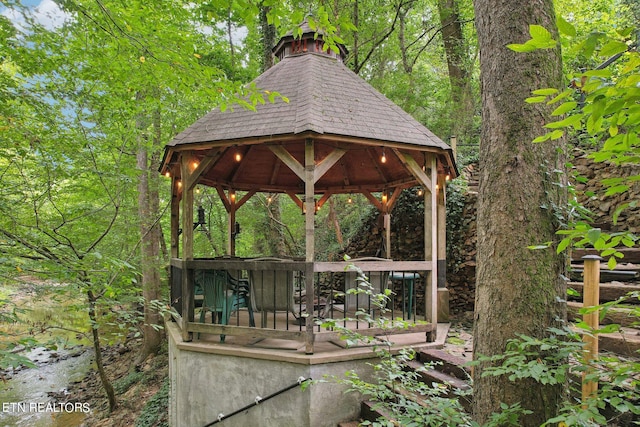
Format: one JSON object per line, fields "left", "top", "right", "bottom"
{"left": 381, "top": 148, "right": 387, "bottom": 164}
{"left": 230, "top": 191, "right": 236, "bottom": 202}
{"left": 192, "top": 161, "right": 199, "bottom": 169}
{"left": 235, "top": 152, "right": 242, "bottom": 162}
{"left": 381, "top": 192, "right": 388, "bottom": 204}
{"left": 445, "top": 174, "right": 451, "bottom": 181}
{"left": 165, "top": 171, "right": 170, "bottom": 178}
{"left": 347, "top": 195, "right": 353, "bottom": 204}
{"left": 417, "top": 188, "right": 423, "bottom": 197}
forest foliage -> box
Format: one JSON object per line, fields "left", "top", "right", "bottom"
{"left": 0, "top": 0, "right": 638, "bottom": 421}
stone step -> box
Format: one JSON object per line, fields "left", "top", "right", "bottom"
{"left": 568, "top": 281, "right": 640, "bottom": 303}
{"left": 360, "top": 400, "right": 396, "bottom": 425}
{"left": 568, "top": 301, "right": 638, "bottom": 327}
{"left": 417, "top": 349, "right": 471, "bottom": 380}
{"left": 573, "top": 248, "right": 640, "bottom": 264}
{"left": 403, "top": 359, "right": 470, "bottom": 393}
{"left": 569, "top": 268, "right": 638, "bottom": 282}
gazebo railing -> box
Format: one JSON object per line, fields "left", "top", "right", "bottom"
{"left": 169, "top": 257, "right": 435, "bottom": 353}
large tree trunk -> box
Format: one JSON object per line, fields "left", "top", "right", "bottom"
{"left": 260, "top": 3, "right": 276, "bottom": 72}
{"left": 135, "top": 103, "right": 163, "bottom": 365}
{"left": 437, "top": 0, "right": 474, "bottom": 142}
{"left": 472, "top": 1, "right": 567, "bottom": 425}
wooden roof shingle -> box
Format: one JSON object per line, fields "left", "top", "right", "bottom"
{"left": 167, "top": 53, "right": 450, "bottom": 151}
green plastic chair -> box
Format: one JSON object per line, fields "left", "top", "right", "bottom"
{"left": 196, "top": 270, "right": 255, "bottom": 342}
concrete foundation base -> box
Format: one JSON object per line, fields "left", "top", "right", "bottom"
{"left": 167, "top": 323, "right": 379, "bottom": 427}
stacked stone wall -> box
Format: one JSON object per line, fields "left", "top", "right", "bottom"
{"left": 345, "top": 155, "right": 640, "bottom": 315}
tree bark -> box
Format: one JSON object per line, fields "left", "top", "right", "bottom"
{"left": 437, "top": 0, "right": 474, "bottom": 141}
{"left": 87, "top": 288, "right": 117, "bottom": 412}
{"left": 472, "top": 1, "right": 567, "bottom": 425}
{"left": 260, "top": 3, "right": 276, "bottom": 72}
{"left": 135, "top": 102, "right": 163, "bottom": 365}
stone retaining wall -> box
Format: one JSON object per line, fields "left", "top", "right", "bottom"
{"left": 346, "top": 154, "right": 640, "bottom": 315}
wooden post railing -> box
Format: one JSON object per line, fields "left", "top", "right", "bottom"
{"left": 581, "top": 254, "right": 602, "bottom": 405}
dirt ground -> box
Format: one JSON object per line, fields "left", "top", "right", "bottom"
{"left": 63, "top": 339, "right": 169, "bottom": 427}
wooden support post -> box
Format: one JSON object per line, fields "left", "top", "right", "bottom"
{"left": 228, "top": 190, "right": 236, "bottom": 256}
{"left": 424, "top": 155, "right": 438, "bottom": 341}
{"left": 383, "top": 213, "right": 391, "bottom": 259}
{"left": 437, "top": 173, "right": 449, "bottom": 322}
{"left": 180, "top": 153, "right": 196, "bottom": 342}
{"left": 582, "top": 255, "right": 601, "bottom": 404}
{"left": 304, "top": 139, "right": 316, "bottom": 354}
{"left": 304, "top": 262, "right": 315, "bottom": 354}
{"left": 170, "top": 169, "right": 180, "bottom": 259}
{"left": 304, "top": 140, "right": 315, "bottom": 263}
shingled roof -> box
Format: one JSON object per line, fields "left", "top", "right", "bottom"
{"left": 168, "top": 55, "right": 451, "bottom": 151}
{"left": 161, "top": 25, "right": 456, "bottom": 194}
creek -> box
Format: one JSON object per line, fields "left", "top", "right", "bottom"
{"left": 0, "top": 347, "right": 93, "bottom": 426}
{"left": 0, "top": 281, "right": 102, "bottom": 427}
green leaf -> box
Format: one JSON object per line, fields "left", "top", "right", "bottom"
{"left": 551, "top": 102, "right": 577, "bottom": 116}
{"left": 549, "top": 129, "right": 564, "bottom": 140}
{"left": 507, "top": 43, "right": 537, "bottom": 53}
{"left": 557, "top": 16, "right": 576, "bottom": 37}
{"left": 530, "top": 25, "right": 552, "bottom": 41}
{"left": 556, "top": 237, "right": 571, "bottom": 253}
{"left": 604, "top": 184, "right": 629, "bottom": 196}
{"left": 544, "top": 114, "right": 583, "bottom": 129}
{"left": 532, "top": 88, "right": 559, "bottom": 96}
{"left": 547, "top": 89, "right": 573, "bottom": 104}
{"left": 599, "top": 40, "right": 628, "bottom": 57}
{"left": 587, "top": 228, "right": 601, "bottom": 244}
{"left": 583, "top": 69, "right": 612, "bottom": 78}
{"left": 533, "top": 133, "right": 553, "bottom": 143}
{"left": 525, "top": 95, "right": 548, "bottom": 103}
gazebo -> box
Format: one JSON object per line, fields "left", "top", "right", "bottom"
{"left": 161, "top": 22, "right": 457, "bottom": 427}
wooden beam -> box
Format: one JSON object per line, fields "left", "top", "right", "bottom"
{"left": 386, "top": 187, "right": 403, "bottom": 212}
{"left": 269, "top": 144, "right": 305, "bottom": 181}
{"left": 394, "top": 149, "right": 433, "bottom": 191}
{"left": 236, "top": 190, "right": 256, "bottom": 209}
{"left": 363, "top": 190, "right": 384, "bottom": 212}
{"left": 215, "top": 185, "right": 231, "bottom": 212}
{"left": 286, "top": 191, "right": 304, "bottom": 210}
{"left": 316, "top": 192, "right": 332, "bottom": 210}
{"left": 314, "top": 148, "right": 346, "bottom": 183}
{"left": 185, "top": 148, "right": 223, "bottom": 191}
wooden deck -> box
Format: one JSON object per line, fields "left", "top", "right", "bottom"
{"left": 169, "top": 257, "right": 439, "bottom": 354}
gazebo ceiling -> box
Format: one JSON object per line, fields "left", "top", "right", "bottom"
{"left": 160, "top": 26, "right": 457, "bottom": 195}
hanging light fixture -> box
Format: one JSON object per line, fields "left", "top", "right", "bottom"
{"left": 347, "top": 195, "right": 353, "bottom": 204}
{"left": 381, "top": 191, "right": 388, "bottom": 204}
{"left": 165, "top": 171, "right": 171, "bottom": 178}
{"left": 235, "top": 152, "right": 242, "bottom": 162}
{"left": 417, "top": 188, "right": 423, "bottom": 197}
{"left": 381, "top": 147, "right": 387, "bottom": 164}
{"left": 230, "top": 190, "right": 236, "bottom": 202}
